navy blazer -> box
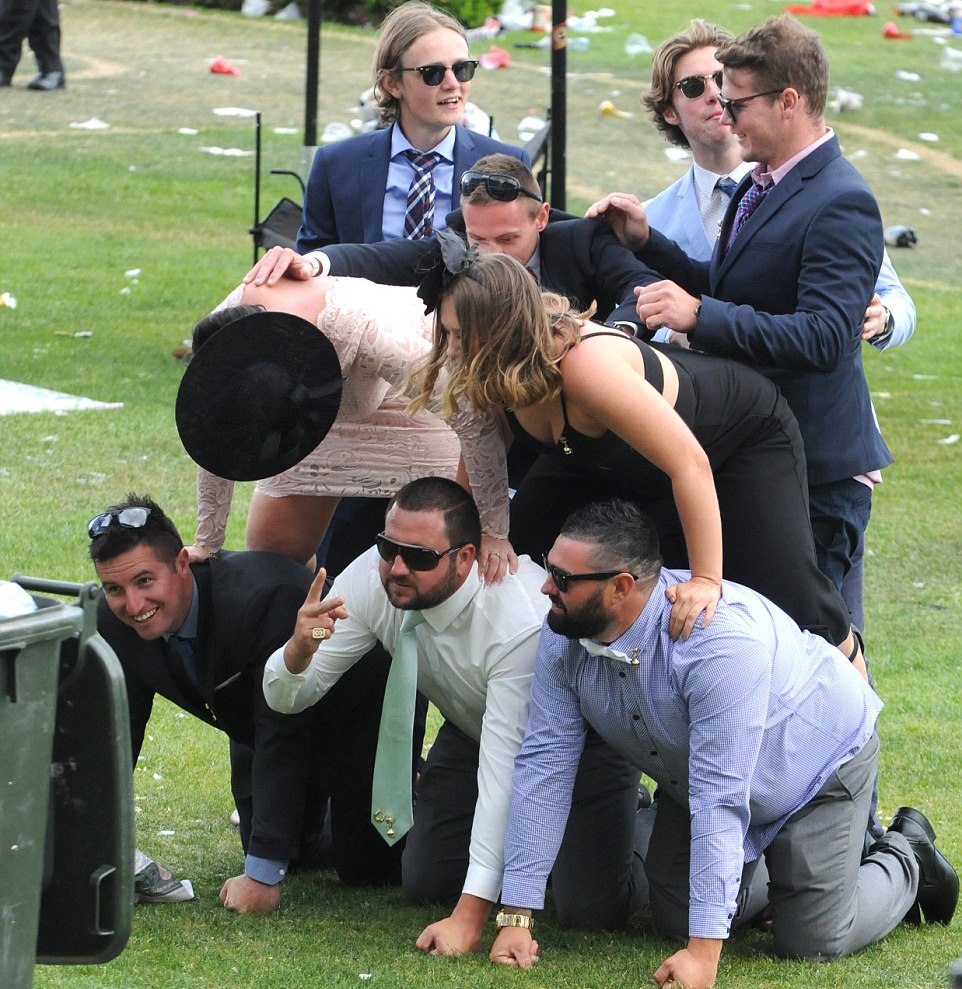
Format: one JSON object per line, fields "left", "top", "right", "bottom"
{"left": 640, "top": 135, "right": 892, "bottom": 486}
{"left": 320, "top": 208, "right": 659, "bottom": 324}
{"left": 297, "top": 124, "right": 531, "bottom": 251}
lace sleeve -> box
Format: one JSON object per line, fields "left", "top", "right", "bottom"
{"left": 193, "top": 467, "right": 235, "bottom": 554}
{"left": 447, "top": 404, "right": 511, "bottom": 539}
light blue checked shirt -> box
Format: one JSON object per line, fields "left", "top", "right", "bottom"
{"left": 501, "top": 569, "right": 882, "bottom": 938}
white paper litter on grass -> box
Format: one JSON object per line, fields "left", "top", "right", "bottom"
{"left": 937, "top": 434, "right": 960, "bottom": 445}
{"left": 894, "top": 148, "right": 922, "bottom": 160}
{"left": 200, "top": 146, "right": 254, "bottom": 157}
{"left": 69, "top": 117, "right": 110, "bottom": 130}
{"left": 212, "top": 106, "right": 257, "bottom": 117}
{"left": 0, "top": 380, "right": 123, "bottom": 416}
{"left": 178, "top": 127, "right": 199, "bottom": 135}
{"left": 664, "top": 147, "right": 690, "bottom": 161}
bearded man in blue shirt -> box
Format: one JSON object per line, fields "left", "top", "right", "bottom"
{"left": 490, "top": 500, "right": 957, "bottom": 989}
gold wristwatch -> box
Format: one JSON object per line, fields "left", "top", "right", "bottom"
{"left": 496, "top": 910, "right": 534, "bottom": 932}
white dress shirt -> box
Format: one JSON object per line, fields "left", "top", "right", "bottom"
{"left": 264, "top": 547, "right": 548, "bottom": 902}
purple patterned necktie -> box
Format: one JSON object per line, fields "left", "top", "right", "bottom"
{"left": 403, "top": 150, "right": 442, "bottom": 240}
{"left": 725, "top": 180, "right": 771, "bottom": 249}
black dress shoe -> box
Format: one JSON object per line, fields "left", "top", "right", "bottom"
{"left": 27, "top": 71, "right": 65, "bottom": 91}
{"left": 889, "top": 806, "right": 959, "bottom": 924}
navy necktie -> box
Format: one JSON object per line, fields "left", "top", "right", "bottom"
{"left": 715, "top": 176, "right": 738, "bottom": 199}
{"left": 402, "top": 151, "right": 441, "bottom": 240}
{"left": 166, "top": 634, "right": 200, "bottom": 693}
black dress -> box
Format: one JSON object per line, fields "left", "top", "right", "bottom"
{"left": 507, "top": 333, "right": 851, "bottom": 643}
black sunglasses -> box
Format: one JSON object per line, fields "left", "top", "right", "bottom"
{"left": 717, "top": 89, "right": 783, "bottom": 122}
{"left": 460, "top": 170, "right": 543, "bottom": 203}
{"left": 87, "top": 506, "right": 152, "bottom": 539}
{"left": 542, "top": 555, "right": 636, "bottom": 593}
{"left": 376, "top": 533, "right": 468, "bottom": 571}
{"left": 399, "top": 59, "right": 479, "bottom": 87}
{"left": 673, "top": 70, "right": 723, "bottom": 100}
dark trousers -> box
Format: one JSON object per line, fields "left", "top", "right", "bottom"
{"left": 809, "top": 476, "right": 873, "bottom": 630}
{"left": 0, "top": 0, "right": 62, "bottom": 77}
{"left": 231, "top": 644, "right": 411, "bottom": 886}
{"left": 402, "top": 721, "right": 645, "bottom": 928}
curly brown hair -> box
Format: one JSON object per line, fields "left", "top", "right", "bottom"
{"left": 642, "top": 19, "right": 734, "bottom": 149}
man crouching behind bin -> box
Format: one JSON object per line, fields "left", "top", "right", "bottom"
{"left": 90, "top": 493, "right": 400, "bottom": 912}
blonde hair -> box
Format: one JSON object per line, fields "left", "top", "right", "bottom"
{"left": 373, "top": 2, "right": 467, "bottom": 126}
{"left": 411, "top": 253, "right": 592, "bottom": 417}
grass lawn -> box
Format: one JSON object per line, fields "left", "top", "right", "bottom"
{"left": 1, "top": 0, "right": 960, "bottom": 986}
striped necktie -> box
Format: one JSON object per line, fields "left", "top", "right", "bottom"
{"left": 402, "top": 151, "right": 441, "bottom": 240}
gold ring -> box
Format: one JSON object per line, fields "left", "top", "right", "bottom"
{"left": 311, "top": 627, "right": 328, "bottom": 641}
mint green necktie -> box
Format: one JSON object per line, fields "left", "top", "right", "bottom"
{"left": 371, "top": 610, "right": 424, "bottom": 844}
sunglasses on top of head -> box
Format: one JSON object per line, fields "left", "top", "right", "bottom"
{"left": 460, "top": 170, "right": 543, "bottom": 203}
{"left": 87, "top": 506, "right": 152, "bottom": 539}
{"left": 542, "top": 555, "right": 637, "bottom": 593}
{"left": 398, "top": 59, "right": 479, "bottom": 87}
{"left": 376, "top": 533, "right": 468, "bottom": 571}
{"left": 673, "top": 70, "right": 724, "bottom": 100}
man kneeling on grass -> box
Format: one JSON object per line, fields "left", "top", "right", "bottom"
{"left": 263, "top": 477, "right": 650, "bottom": 956}
{"left": 90, "top": 493, "right": 399, "bottom": 912}
{"left": 491, "top": 500, "right": 958, "bottom": 988}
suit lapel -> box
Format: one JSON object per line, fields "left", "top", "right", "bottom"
{"left": 362, "top": 128, "right": 393, "bottom": 241}
{"left": 714, "top": 137, "right": 841, "bottom": 282}
{"left": 451, "top": 125, "right": 472, "bottom": 210}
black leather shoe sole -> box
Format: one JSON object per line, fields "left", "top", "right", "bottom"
{"left": 889, "top": 805, "right": 959, "bottom": 924}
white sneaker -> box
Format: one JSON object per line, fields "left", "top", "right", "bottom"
{"left": 134, "top": 850, "right": 195, "bottom": 903}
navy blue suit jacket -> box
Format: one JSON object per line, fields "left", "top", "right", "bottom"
{"left": 640, "top": 135, "right": 892, "bottom": 486}
{"left": 297, "top": 124, "right": 531, "bottom": 251}
{"left": 320, "top": 208, "right": 659, "bottom": 325}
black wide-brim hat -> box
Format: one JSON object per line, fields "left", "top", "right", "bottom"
{"left": 176, "top": 310, "right": 343, "bottom": 481}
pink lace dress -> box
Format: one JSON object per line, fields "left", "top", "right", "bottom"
{"left": 193, "top": 278, "right": 509, "bottom": 553}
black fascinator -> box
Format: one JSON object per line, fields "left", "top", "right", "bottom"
{"left": 416, "top": 228, "right": 482, "bottom": 314}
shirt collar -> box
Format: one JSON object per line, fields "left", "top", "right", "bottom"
{"left": 390, "top": 122, "right": 456, "bottom": 163}
{"left": 753, "top": 126, "right": 834, "bottom": 187}
{"left": 167, "top": 575, "right": 199, "bottom": 642}
{"left": 417, "top": 564, "right": 483, "bottom": 634}
{"left": 692, "top": 160, "right": 750, "bottom": 205}
{"left": 523, "top": 246, "right": 543, "bottom": 283}
{"left": 578, "top": 573, "right": 669, "bottom": 665}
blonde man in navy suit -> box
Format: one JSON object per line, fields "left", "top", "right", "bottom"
{"left": 297, "top": 1, "right": 529, "bottom": 252}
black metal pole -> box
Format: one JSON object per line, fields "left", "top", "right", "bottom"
{"left": 253, "top": 110, "right": 262, "bottom": 264}
{"left": 550, "top": 0, "right": 567, "bottom": 210}
{"left": 304, "top": 0, "right": 322, "bottom": 151}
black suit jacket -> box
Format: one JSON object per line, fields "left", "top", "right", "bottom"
{"left": 320, "top": 209, "right": 659, "bottom": 324}
{"left": 98, "top": 551, "right": 316, "bottom": 860}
